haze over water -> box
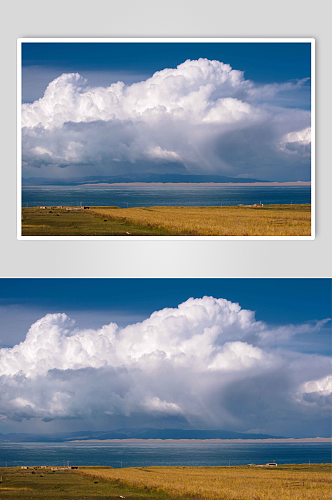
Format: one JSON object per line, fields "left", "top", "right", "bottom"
{"left": 22, "top": 185, "right": 311, "bottom": 208}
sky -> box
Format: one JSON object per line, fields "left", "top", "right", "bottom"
{"left": 21, "top": 42, "right": 312, "bottom": 182}
{"left": 0, "top": 278, "right": 330, "bottom": 438}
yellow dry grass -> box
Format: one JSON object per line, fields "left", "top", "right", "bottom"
{"left": 80, "top": 465, "right": 331, "bottom": 500}
{"left": 90, "top": 205, "right": 311, "bottom": 236}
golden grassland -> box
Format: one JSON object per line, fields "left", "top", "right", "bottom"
{"left": 21, "top": 205, "right": 311, "bottom": 236}
{"left": 79, "top": 464, "right": 331, "bottom": 500}
{"left": 90, "top": 204, "right": 311, "bottom": 236}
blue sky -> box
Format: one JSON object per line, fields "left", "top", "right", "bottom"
{"left": 0, "top": 279, "right": 330, "bottom": 437}
{"left": 22, "top": 42, "right": 311, "bottom": 104}
{"left": 21, "top": 42, "right": 312, "bottom": 182}
{"left": 0, "top": 279, "right": 330, "bottom": 353}
{"left": 22, "top": 42, "right": 311, "bottom": 79}
{"left": 0, "top": 277, "right": 329, "bottom": 326}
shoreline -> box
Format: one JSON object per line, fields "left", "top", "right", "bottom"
{"left": 68, "top": 437, "right": 331, "bottom": 443}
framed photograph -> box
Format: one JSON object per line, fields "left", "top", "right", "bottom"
{"left": 18, "top": 38, "right": 314, "bottom": 239}
{"left": 0, "top": 278, "right": 330, "bottom": 485}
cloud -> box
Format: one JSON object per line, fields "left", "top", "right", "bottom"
{"left": 0, "top": 297, "right": 329, "bottom": 436}
{"left": 147, "top": 146, "right": 181, "bottom": 161}
{"left": 296, "top": 376, "right": 332, "bottom": 408}
{"left": 246, "top": 78, "right": 310, "bottom": 102}
{"left": 0, "top": 304, "right": 147, "bottom": 349}
{"left": 21, "top": 59, "right": 311, "bottom": 181}
{"left": 22, "top": 66, "right": 151, "bottom": 104}
{"left": 278, "top": 127, "right": 311, "bottom": 156}
{"left": 247, "top": 317, "right": 330, "bottom": 346}
{"left": 143, "top": 397, "right": 184, "bottom": 416}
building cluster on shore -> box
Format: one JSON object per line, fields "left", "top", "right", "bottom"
{"left": 21, "top": 465, "right": 79, "bottom": 470}
{"left": 38, "top": 206, "right": 90, "bottom": 210}
{"left": 238, "top": 202, "right": 264, "bottom": 207}
{"left": 248, "top": 463, "right": 277, "bottom": 467}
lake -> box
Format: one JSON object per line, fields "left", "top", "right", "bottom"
{"left": 0, "top": 442, "right": 329, "bottom": 468}
{"left": 22, "top": 185, "right": 311, "bottom": 208}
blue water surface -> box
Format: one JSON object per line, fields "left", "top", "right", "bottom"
{"left": 0, "top": 442, "right": 329, "bottom": 468}
{"left": 22, "top": 185, "right": 311, "bottom": 208}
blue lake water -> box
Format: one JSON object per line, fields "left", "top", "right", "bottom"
{"left": 0, "top": 442, "right": 329, "bottom": 468}
{"left": 22, "top": 185, "right": 311, "bottom": 208}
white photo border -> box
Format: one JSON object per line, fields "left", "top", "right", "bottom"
{"left": 17, "top": 37, "right": 315, "bottom": 241}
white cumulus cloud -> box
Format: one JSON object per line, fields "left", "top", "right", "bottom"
{"left": 0, "top": 297, "right": 329, "bottom": 436}
{"left": 21, "top": 59, "right": 311, "bottom": 180}
{"left": 278, "top": 126, "right": 311, "bottom": 156}
{"left": 296, "top": 376, "right": 332, "bottom": 408}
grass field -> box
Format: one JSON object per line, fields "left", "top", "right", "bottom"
{"left": 80, "top": 464, "right": 331, "bottom": 500}
{"left": 0, "top": 466, "right": 173, "bottom": 500}
{"left": 21, "top": 204, "right": 311, "bottom": 236}
{"left": 21, "top": 207, "right": 173, "bottom": 236}
{"left": 0, "top": 465, "right": 330, "bottom": 500}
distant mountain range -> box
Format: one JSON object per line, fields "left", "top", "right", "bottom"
{"left": 23, "top": 174, "right": 271, "bottom": 186}
{"left": 0, "top": 428, "right": 283, "bottom": 442}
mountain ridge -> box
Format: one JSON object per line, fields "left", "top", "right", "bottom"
{"left": 23, "top": 173, "right": 272, "bottom": 186}
{"left": 0, "top": 428, "right": 284, "bottom": 442}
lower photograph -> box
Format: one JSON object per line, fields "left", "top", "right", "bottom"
{"left": 0, "top": 278, "right": 331, "bottom": 499}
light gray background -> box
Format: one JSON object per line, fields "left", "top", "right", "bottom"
{"left": 1, "top": 0, "right": 331, "bottom": 278}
